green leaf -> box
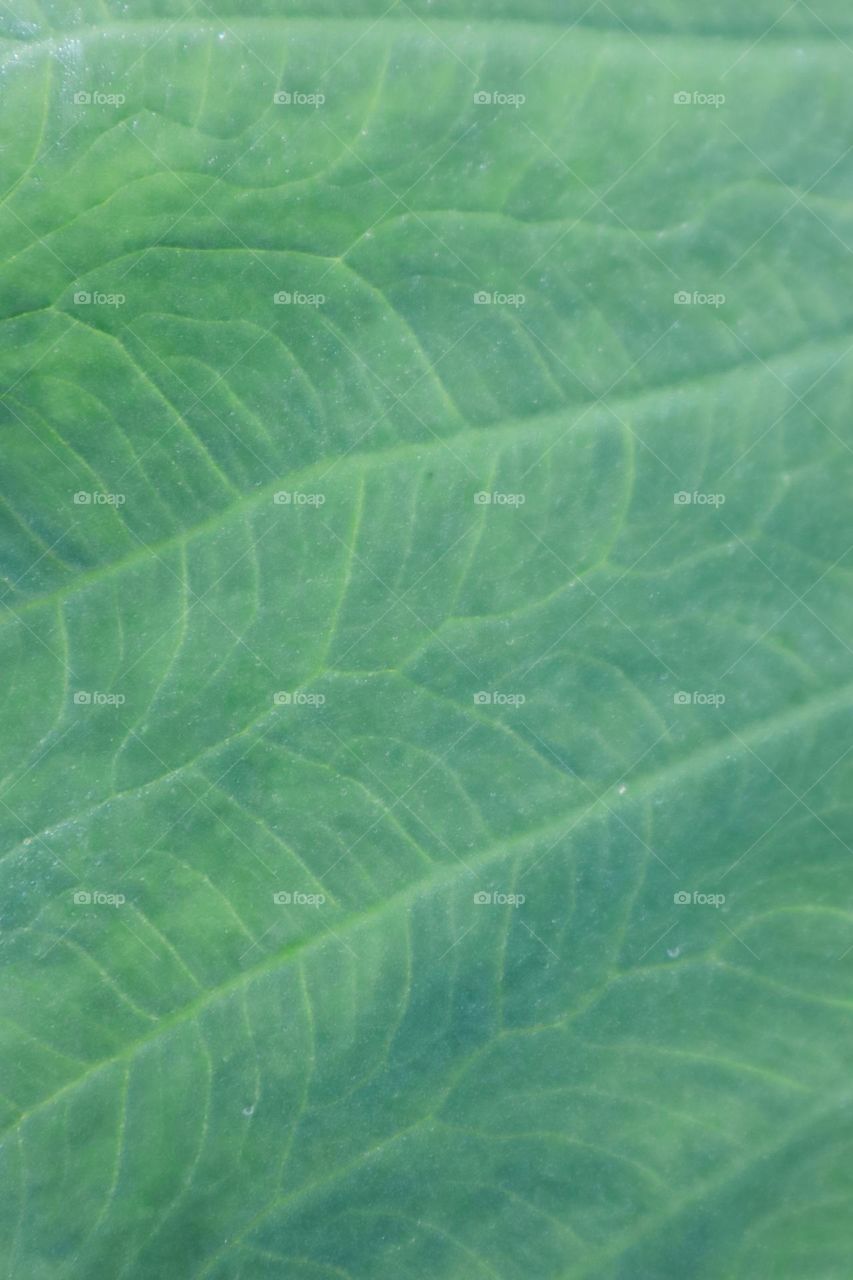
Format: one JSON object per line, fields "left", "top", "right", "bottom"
{"left": 2, "top": 3, "right": 853, "bottom": 1278}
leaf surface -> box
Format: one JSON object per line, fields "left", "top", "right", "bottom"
{"left": 2, "top": 3, "right": 853, "bottom": 1277}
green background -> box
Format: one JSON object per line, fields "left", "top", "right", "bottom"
{"left": 1, "top": 2, "right": 853, "bottom": 1276}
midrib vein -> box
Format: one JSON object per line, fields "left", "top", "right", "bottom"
{"left": 2, "top": 671, "right": 851, "bottom": 1143}
{"left": 3, "top": 323, "right": 851, "bottom": 629}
